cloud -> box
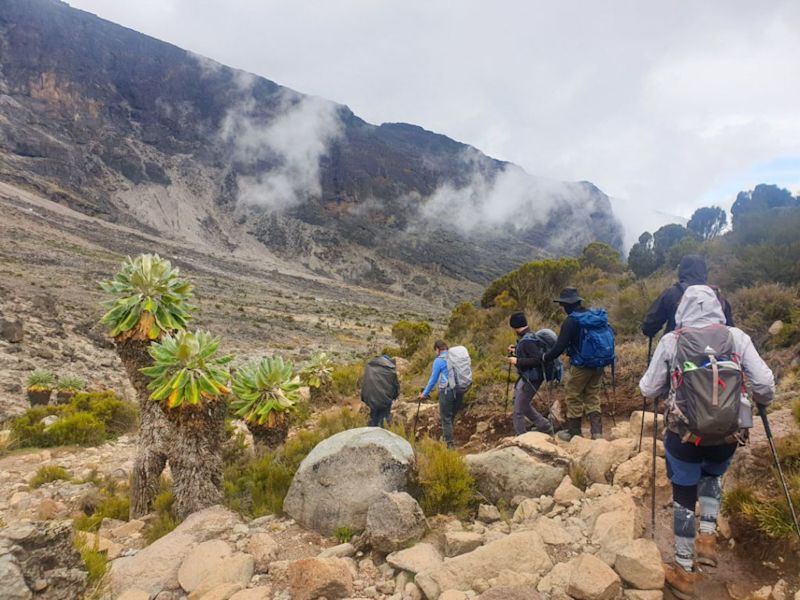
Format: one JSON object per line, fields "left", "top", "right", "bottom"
{"left": 218, "top": 89, "right": 343, "bottom": 211}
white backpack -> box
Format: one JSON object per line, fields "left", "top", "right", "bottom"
{"left": 446, "top": 346, "right": 472, "bottom": 393}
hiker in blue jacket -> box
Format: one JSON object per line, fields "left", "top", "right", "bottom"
{"left": 418, "top": 340, "right": 462, "bottom": 448}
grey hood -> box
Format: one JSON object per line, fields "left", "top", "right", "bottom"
{"left": 675, "top": 285, "right": 725, "bottom": 329}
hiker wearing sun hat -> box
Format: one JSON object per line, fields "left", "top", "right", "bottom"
{"left": 543, "top": 287, "right": 616, "bottom": 441}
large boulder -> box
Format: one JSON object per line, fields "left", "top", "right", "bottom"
{"left": 614, "top": 451, "right": 668, "bottom": 490}
{"left": 629, "top": 411, "right": 664, "bottom": 440}
{"left": 415, "top": 531, "right": 553, "bottom": 599}
{"left": 568, "top": 437, "right": 634, "bottom": 484}
{"left": 614, "top": 538, "right": 664, "bottom": 590}
{"left": 567, "top": 553, "right": 621, "bottom": 600}
{"left": 386, "top": 543, "right": 443, "bottom": 575}
{"left": 0, "top": 521, "right": 87, "bottom": 600}
{"left": 109, "top": 505, "right": 242, "bottom": 597}
{"left": 465, "top": 446, "right": 566, "bottom": 503}
{"left": 284, "top": 427, "right": 414, "bottom": 536}
{"left": 366, "top": 491, "right": 428, "bottom": 552}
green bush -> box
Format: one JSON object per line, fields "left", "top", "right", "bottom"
{"left": 74, "top": 493, "right": 130, "bottom": 532}
{"left": 73, "top": 534, "right": 108, "bottom": 585}
{"left": 729, "top": 284, "right": 800, "bottom": 341}
{"left": 26, "top": 370, "right": 56, "bottom": 391}
{"left": 416, "top": 437, "right": 475, "bottom": 517}
{"left": 46, "top": 413, "right": 106, "bottom": 447}
{"left": 30, "top": 465, "right": 71, "bottom": 488}
{"left": 392, "top": 320, "right": 433, "bottom": 357}
{"left": 330, "top": 362, "right": 364, "bottom": 397}
{"left": 144, "top": 480, "right": 179, "bottom": 544}
{"left": 10, "top": 391, "right": 136, "bottom": 449}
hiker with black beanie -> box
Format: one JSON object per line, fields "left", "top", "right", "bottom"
{"left": 507, "top": 311, "right": 555, "bottom": 436}
{"left": 642, "top": 254, "right": 734, "bottom": 338}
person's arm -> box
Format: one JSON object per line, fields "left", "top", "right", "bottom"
{"left": 641, "top": 290, "right": 670, "bottom": 338}
{"left": 421, "top": 357, "right": 445, "bottom": 397}
{"left": 723, "top": 299, "right": 735, "bottom": 327}
{"left": 515, "top": 337, "right": 543, "bottom": 368}
{"left": 736, "top": 331, "right": 775, "bottom": 405}
{"left": 543, "top": 318, "right": 576, "bottom": 362}
{"left": 639, "top": 335, "right": 675, "bottom": 398}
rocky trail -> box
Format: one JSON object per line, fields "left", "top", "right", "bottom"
{"left": 1, "top": 404, "right": 798, "bottom": 600}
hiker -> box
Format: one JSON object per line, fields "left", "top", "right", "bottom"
{"left": 418, "top": 340, "right": 464, "bottom": 448}
{"left": 506, "top": 311, "right": 555, "bottom": 436}
{"left": 360, "top": 354, "right": 399, "bottom": 428}
{"left": 641, "top": 254, "right": 734, "bottom": 338}
{"left": 639, "top": 285, "right": 774, "bottom": 599}
{"left": 543, "top": 287, "right": 615, "bottom": 441}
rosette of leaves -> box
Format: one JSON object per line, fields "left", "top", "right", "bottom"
{"left": 231, "top": 356, "right": 301, "bottom": 444}
{"left": 99, "top": 254, "right": 194, "bottom": 341}
{"left": 56, "top": 375, "right": 86, "bottom": 393}
{"left": 300, "top": 352, "right": 334, "bottom": 391}
{"left": 26, "top": 371, "right": 56, "bottom": 392}
{"left": 141, "top": 330, "right": 232, "bottom": 409}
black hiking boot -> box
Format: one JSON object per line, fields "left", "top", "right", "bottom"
{"left": 556, "top": 418, "right": 582, "bottom": 441}
{"left": 588, "top": 411, "right": 603, "bottom": 440}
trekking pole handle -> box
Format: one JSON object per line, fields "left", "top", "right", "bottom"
{"left": 757, "top": 403, "right": 772, "bottom": 437}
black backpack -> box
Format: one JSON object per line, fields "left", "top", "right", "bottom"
{"left": 517, "top": 329, "right": 562, "bottom": 384}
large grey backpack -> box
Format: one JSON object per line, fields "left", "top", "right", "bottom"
{"left": 445, "top": 346, "right": 472, "bottom": 394}
{"left": 670, "top": 324, "right": 743, "bottom": 444}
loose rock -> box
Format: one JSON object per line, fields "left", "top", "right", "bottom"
{"left": 566, "top": 553, "right": 621, "bottom": 600}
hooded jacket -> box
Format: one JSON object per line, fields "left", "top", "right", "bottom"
{"left": 641, "top": 255, "right": 734, "bottom": 337}
{"left": 639, "top": 285, "right": 774, "bottom": 408}
{"left": 361, "top": 355, "right": 399, "bottom": 411}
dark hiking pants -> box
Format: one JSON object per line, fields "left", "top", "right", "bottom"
{"left": 368, "top": 404, "right": 392, "bottom": 428}
{"left": 512, "top": 378, "right": 551, "bottom": 435}
{"left": 439, "top": 387, "right": 464, "bottom": 448}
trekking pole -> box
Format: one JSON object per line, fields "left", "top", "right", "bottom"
{"left": 651, "top": 394, "right": 658, "bottom": 541}
{"left": 413, "top": 394, "right": 423, "bottom": 440}
{"left": 505, "top": 354, "right": 513, "bottom": 416}
{"left": 638, "top": 337, "right": 654, "bottom": 453}
{"left": 757, "top": 404, "right": 800, "bottom": 540}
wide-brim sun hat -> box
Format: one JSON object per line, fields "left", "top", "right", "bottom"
{"left": 553, "top": 287, "right": 583, "bottom": 304}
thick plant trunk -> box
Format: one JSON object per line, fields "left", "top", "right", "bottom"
{"left": 169, "top": 400, "right": 227, "bottom": 520}
{"left": 116, "top": 339, "right": 174, "bottom": 518}
{"left": 248, "top": 419, "right": 289, "bottom": 449}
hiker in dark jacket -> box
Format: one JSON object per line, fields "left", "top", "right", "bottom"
{"left": 361, "top": 355, "right": 399, "bottom": 428}
{"left": 641, "top": 254, "right": 734, "bottom": 338}
{"left": 506, "top": 312, "right": 554, "bottom": 436}
{"left": 543, "top": 288, "right": 604, "bottom": 440}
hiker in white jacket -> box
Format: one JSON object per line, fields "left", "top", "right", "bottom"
{"left": 640, "top": 285, "right": 774, "bottom": 600}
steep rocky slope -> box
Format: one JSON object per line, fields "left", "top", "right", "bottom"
{"left": 0, "top": 0, "right": 622, "bottom": 295}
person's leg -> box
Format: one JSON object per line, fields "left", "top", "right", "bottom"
{"left": 558, "top": 366, "right": 586, "bottom": 440}
{"left": 584, "top": 368, "right": 604, "bottom": 439}
{"left": 384, "top": 402, "right": 393, "bottom": 427}
{"left": 367, "top": 406, "right": 380, "bottom": 427}
{"left": 439, "top": 388, "right": 456, "bottom": 448}
{"left": 696, "top": 443, "right": 737, "bottom": 566}
{"left": 513, "top": 379, "right": 550, "bottom": 434}
{"left": 664, "top": 431, "right": 703, "bottom": 586}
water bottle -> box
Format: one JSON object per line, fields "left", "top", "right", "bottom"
{"left": 738, "top": 392, "right": 753, "bottom": 429}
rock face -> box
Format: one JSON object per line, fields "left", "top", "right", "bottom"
{"left": 366, "top": 491, "right": 428, "bottom": 552}
{"left": 0, "top": 0, "right": 622, "bottom": 301}
{"left": 109, "top": 505, "right": 242, "bottom": 597}
{"left": 284, "top": 428, "right": 414, "bottom": 536}
{"left": 465, "top": 446, "right": 566, "bottom": 503}
{"left": 0, "top": 520, "right": 87, "bottom": 600}
{"left": 415, "top": 531, "right": 553, "bottom": 599}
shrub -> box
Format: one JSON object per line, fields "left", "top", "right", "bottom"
{"left": 334, "top": 527, "right": 352, "bottom": 543}
{"left": 569, "top": 463, "right": 589, "bottom": 491}
{"left": 331, "top": 362, "right": 363, "bottom": 397}
{"left": 30, "top": 465, "right": 71, "bottom": 488}
{"left": 144, "top": 480, "right": 179, "bottom": 544}
{"left": 612, "top": 279, "right": 664, "bottom": 337}
{"left": 581, "top": 242, "right": 624, "bottom": 273}
{"left": 793, "top": 399, "right": 800, "bottom": 427}
{"left": 74, "top": 492, "right": 130, "bottom": 532}
{"left": 71, "top": 391, "right": 138, "bottom": 435}
{"left": 729, "top": 284, "right": 800, "bottom": 342}
{"left": 392, "top": 320, "right": 433, "bottom": 357}
{"left": 46, "top": 413, "right": 106, "bottom": 447}
{"left": 73, "top": 533, "right": 108, "bottom": 585}
{"left": 416, "top": 437, "right": 475, "bottom": 517}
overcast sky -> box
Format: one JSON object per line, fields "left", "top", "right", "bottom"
{"left": 68, "top": 0, "right": 800, "bottom": 236}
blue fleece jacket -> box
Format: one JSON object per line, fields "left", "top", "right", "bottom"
{"left": 422, "top": 351, "right": 449, "bottom": 397}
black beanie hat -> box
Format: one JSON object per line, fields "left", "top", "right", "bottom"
{"left": 509, "top": 312, "right": 527, "bottom": 328}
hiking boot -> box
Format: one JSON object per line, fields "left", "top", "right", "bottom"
{"left": 556, "top": 418, "right": 582, "bottom": 441}
{"left": 695, "top": 533, "right": 717, "bottom": 567}
{"left": 537, "top": 422, "right": 555, "bottom": 436}
{"left": 664, "top": 563, "right": 697, "bottom": 600}
{"left": 588, "top": 411, "right": 603, "bottom": 440}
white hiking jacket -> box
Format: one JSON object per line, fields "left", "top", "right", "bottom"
{"left": 639, "top": 285, "right": 775, "bottom": 405}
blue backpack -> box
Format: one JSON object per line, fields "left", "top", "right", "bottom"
{"left": 570, "top": 308, "right": 616, "bottom": 369}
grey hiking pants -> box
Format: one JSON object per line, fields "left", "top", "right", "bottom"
{"left": 513, "top": 378, "right": 551, "bottom": 435}
{"left": 439, "top": 387, "right": 464, "bottom": 448}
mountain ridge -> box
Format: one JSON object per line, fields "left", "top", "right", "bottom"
{"left": 0, "top": 0, "right": 623, "bottom": 301}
